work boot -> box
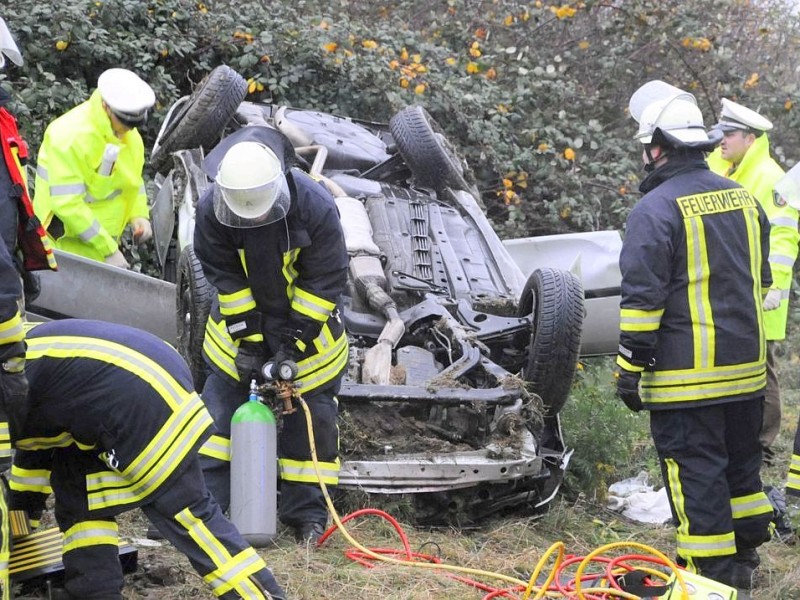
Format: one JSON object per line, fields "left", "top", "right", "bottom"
{"left": 730, "top": 548, "right": 760, "bottom": 591}
{"left": 294, "top": 522, "right": 325, "bottom": 546}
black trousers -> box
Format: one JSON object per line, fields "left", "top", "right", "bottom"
{"left": 650, "top": 398, "right": 772, "bottom": 586}
{"left": 787, "top": 409, "right": 800, "bottom": 498}
{"left": 199, "top": 371, "right": 339, "bottom": 528}
{"left": 50, "top": 447, "right": 285, "bottom": 599}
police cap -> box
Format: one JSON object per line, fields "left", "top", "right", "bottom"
{"left": 97, "top": 68, "right": 156, "bottom": 127}
{"left": 715, "top": 98, "right": 773, "bottom": 133}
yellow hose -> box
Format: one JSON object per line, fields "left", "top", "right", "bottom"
{"left": 297, "top": 394, "right": 690, "bottom": 600}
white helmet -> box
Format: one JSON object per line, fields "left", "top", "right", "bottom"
{"left": 214, "top": 141, "right": 291, "bottom": 228}
{"left": 629, "top": 80, "right": 716, "bottom": 148}
{"left": 634, "top": 97, "right": 710, "bottom": 144}
{"left": 0, "top": 18, "right": 22, "bottom": 69}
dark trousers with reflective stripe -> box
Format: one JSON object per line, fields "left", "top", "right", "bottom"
{"left": 200, "top": 371, "right": 339, "bottom": 528}
{"left": 760, "top": 342, "right": 781, "bottom": 450}
{"left": 51, "top": 446, "right": 285, "bottom": 599}
{"left": 788, "top": 414, "right": 800, "bottom": 498}
{"left": 650, "top": 398, "right": 771, "bottom": 586}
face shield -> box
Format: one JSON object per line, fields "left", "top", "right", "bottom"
{"left": 213, "top": 168, "right": 291, "bottom": 228}
{"left": 629, "top": 80, "right": 695, "bottom": 125}
{"left": 630, "top": 83, "right": 718, "bottom": 152}
{"left": 0, "top": 18, "right": 23, "bottom": 69}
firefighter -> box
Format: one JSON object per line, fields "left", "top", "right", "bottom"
{"left": 0, "top": 17, "right": 57, "bottom": 299}
{"left": 0, "top": 210, "right": 23, "bottom": 600}
{"left": 706, "top": 100, "right": 798, "bottom": 464}
{"left": 7, "top": 319, "right": 287, "bottom": 600}
{"left": 32, "top": 68, "right": 155, "bottom": 268}
{"left": 616, "top": 81, "right": 773, "bottom": 595}
{"left": 193, "top": 126, "right": 348, "bottom": 545}
{"left": 0, "top": 18, "right": 54, "bottom": 600}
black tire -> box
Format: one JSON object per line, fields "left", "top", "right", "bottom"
{"left": 389, "top": 105, "right": 476, "bottom": 196}
{"left": 517, "top": 268, "right": 584, "bottom": 417}
{"left": 151, "top": 65, "right": 248, "bottom": 173}
{"left": 176, "top": 245, "right": 214, "bottom": 391}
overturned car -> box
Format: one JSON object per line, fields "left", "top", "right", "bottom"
{"left": 39, "top": 66, "right": 589, "bottom": 524}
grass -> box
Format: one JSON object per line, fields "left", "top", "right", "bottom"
{"left": 19, "top": 355, "right": 800, "bottom": 599}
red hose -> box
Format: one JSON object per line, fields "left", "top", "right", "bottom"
{"left": 318, "top": 508, "right": 679, "bottom": 599}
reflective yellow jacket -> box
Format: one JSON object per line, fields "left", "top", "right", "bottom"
{"left": 33, "top": 91, "right": 149, "bottom": 262}
{"left": 708, "top": 137, "right": 798, "bottom": 340}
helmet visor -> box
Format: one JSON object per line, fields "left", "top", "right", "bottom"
{"left": 629, "top": 81, "right": 696, "bottom": 123}
{"left": 0, "top": 19, "right": 22, "bottom": 69}
{"left": 213, "top": 176, "right": 291, "bottom": 228}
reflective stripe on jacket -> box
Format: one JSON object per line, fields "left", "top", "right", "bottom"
{"left": 708, "top": 138, "right": 798, "bottom": 340}
{"left": 33, "top": 91, "right": 149, "bottom": 262}
{"left": 618, "top": 157, "right": 771, "bottom": 408}
{"left": 10, "top": 319, "right": 213, "bottom": 515}
{"left": 195, "top": 167, "right": 349, "bottom": 393}
{"left": 0, "top": 107, "right": 56, "bottom": 271}
{"left": 0, "top": 239, "right": 24, "bottom": 459}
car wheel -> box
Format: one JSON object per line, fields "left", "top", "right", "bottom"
{"left": 388, "top": 105, "right": 477, "bottom": 197}
{"left": 517, "top": 268, "right": 584, "bottom": 417}
{"left": 176, "top": 245, "right": 213, "bottom": 391}
{"left": 151, "top": 65, "right": 248, "bottom": 174}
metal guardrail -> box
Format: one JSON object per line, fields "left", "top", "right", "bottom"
{"left": 29, "top": 250, "right": 177, "bottom": 343}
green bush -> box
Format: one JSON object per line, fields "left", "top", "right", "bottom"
{"left": 559, "top": 358, "right": 658, "bottom": 500}
{"left": 3, "top": 0, "right": 800, "bottom": 238}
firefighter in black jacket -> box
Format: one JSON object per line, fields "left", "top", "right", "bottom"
{"left": 0, "top": 17, "right": 57, "bottom": 296}
{"left": 193, "top": 127, "right": 348, "bottom": 545}
{"left": 0, "top": 231, "right": 23, "bottom": 599}
{"left": 617, "top": 81, "right": 773, "bottom": 595}
{"left": 7, "top": 319, "right": 287, "bottom": 600}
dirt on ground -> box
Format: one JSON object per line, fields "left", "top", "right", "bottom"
{"left": 339, "top": 403, "right": 473, "bottom": 457}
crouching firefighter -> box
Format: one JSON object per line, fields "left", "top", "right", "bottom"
{"left": 6, "top": 319, "right": 287, "bottom": 600}
{"left": 0, "top": 196, "right": 26, "bottom": 600}
{"left": 193, "top": 126, "right": 349, "bottom": 546}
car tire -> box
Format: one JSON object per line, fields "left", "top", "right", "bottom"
{"left": 151, "top": 65, "right": 248, "bottom": 174}
{"left": 388, "top": 105, "right": 477, "bottom": 197}
{"left": 176, "top": 245, "right": 214, "bottom": 391}
{"left": 518, "top": 268, "right": 584, "bottom": 417}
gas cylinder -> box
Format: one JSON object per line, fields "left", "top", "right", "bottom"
{"left": 230, "top": 381, "right": 277, "bottom": 547}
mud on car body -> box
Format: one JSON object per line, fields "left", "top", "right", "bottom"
{"left": 51, "top": 66, "right": 588, "bottom": 525}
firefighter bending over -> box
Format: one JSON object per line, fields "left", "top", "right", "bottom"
{"left": 7, "top": 319, "right": 287, "bottom": 600}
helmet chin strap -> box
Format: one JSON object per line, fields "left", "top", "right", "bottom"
{"left": 643, "top": 145, "right": 666, "bottom": 173}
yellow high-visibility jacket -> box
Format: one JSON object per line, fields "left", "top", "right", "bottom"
{"left": 708, "top": 137, "right": 799, "bottom": 340}
{"left": 32, "top": 90, "right": 149, "bottom": 262}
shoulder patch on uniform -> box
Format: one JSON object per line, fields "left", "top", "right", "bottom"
{"left": 774, "top": 190, "right": 788, "bottom": 207}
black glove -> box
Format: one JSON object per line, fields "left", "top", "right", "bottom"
{"left": 22, "top": 271, "right": 41, "bottom": 304}
{"left": 0, "top": 366, "right": 30, "bottom": 446}
{"left": 615, "top": 368, "right": 642, "bottom": 412}
{"left": 234, "top": 342, "right": 267, "bottom": 384}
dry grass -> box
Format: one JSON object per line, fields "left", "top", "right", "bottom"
{"left": 22, "top": 352, "right": 800, "bottom": 599}
{"left": 111, "top": 493, "right": 800, "bottom": 599}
